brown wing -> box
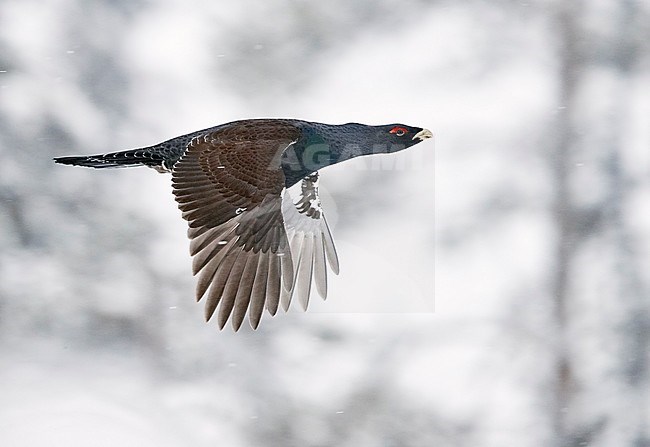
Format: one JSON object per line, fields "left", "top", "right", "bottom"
{"left": 171, "top": 124, "right": 300, "bottom": 331}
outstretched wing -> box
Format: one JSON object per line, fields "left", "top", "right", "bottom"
{"left": 171, "top": 126, "right": 300, "bottom": 331}
{"left": 280, "top": 172, "right": 340, "bottom": 311}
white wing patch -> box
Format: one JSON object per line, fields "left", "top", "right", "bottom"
{"left": 280, "top": 172, "right": 340, "bottom": 311}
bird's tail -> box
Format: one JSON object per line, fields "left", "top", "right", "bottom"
{"left": 53, "top": 148, "right": 165, "bottom": 169}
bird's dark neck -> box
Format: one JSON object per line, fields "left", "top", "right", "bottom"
{"left": 280, "top": 123, "right": 377, "bottom": 187}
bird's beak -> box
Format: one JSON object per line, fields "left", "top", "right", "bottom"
{"left": 412, "top": 129, "right": 433, "bottom": 141}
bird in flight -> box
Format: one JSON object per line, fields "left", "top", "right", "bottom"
{"left": 54, "top": 119, "right": 433, "bottom": 331}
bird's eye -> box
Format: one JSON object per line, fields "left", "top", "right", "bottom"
{"left": 389, "top": 126, "right": 408, "bottom": 137}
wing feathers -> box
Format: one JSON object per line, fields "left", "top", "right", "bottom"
{"left": 313, "top": 234, "right": 328, "bottom": 298}
{"left": 217, "top": 249, "right": 248, "bottom": 330}
{"left": 248, "top": 251, "right": 270, "bottom": 329}
{"left": 295, "top": 234, "right": 314, "bottom": 310}
{"left": 204, "top": 248, "right": 239, "bottom": 321}
{"left": 194, "top": 236, "right": 238, "bottom": 300}
{"left": 280, "top": 233, "right": 301, "bottom": 312}
{"left": 231, "top": 253, "right": 260, "bottom": 331}
{"left": 280, "top": 174, "right": 339, "bottom": 311}
{"left": 172, "top": 126, "right": 339, "bottom": 330}
{"left": 265, "top": 253, "right": 281, "bottom": 316}
{"left": 321, "top": 216, "right": 340, "bottom": 275}
{"left": 191, "top": 224, "right": 238, "bottom": 272}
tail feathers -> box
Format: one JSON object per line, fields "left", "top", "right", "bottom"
{"left": 54, "top": 148, "right": 165, "bottom": 169}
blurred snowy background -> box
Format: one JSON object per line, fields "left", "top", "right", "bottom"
{"left": 1, "top": 0, "right": 649, "bottom": 446}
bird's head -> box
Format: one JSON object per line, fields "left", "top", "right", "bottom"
{"left": 372, "top": 124, "right": 433, "bottom": 154}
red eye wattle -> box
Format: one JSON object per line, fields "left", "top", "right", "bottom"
{"left": 389, "top": 126, "right": 408, "bottom": 137}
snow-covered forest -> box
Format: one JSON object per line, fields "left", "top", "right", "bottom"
{"left": 1, "top": 0, "right": 649, "bottom": 446}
